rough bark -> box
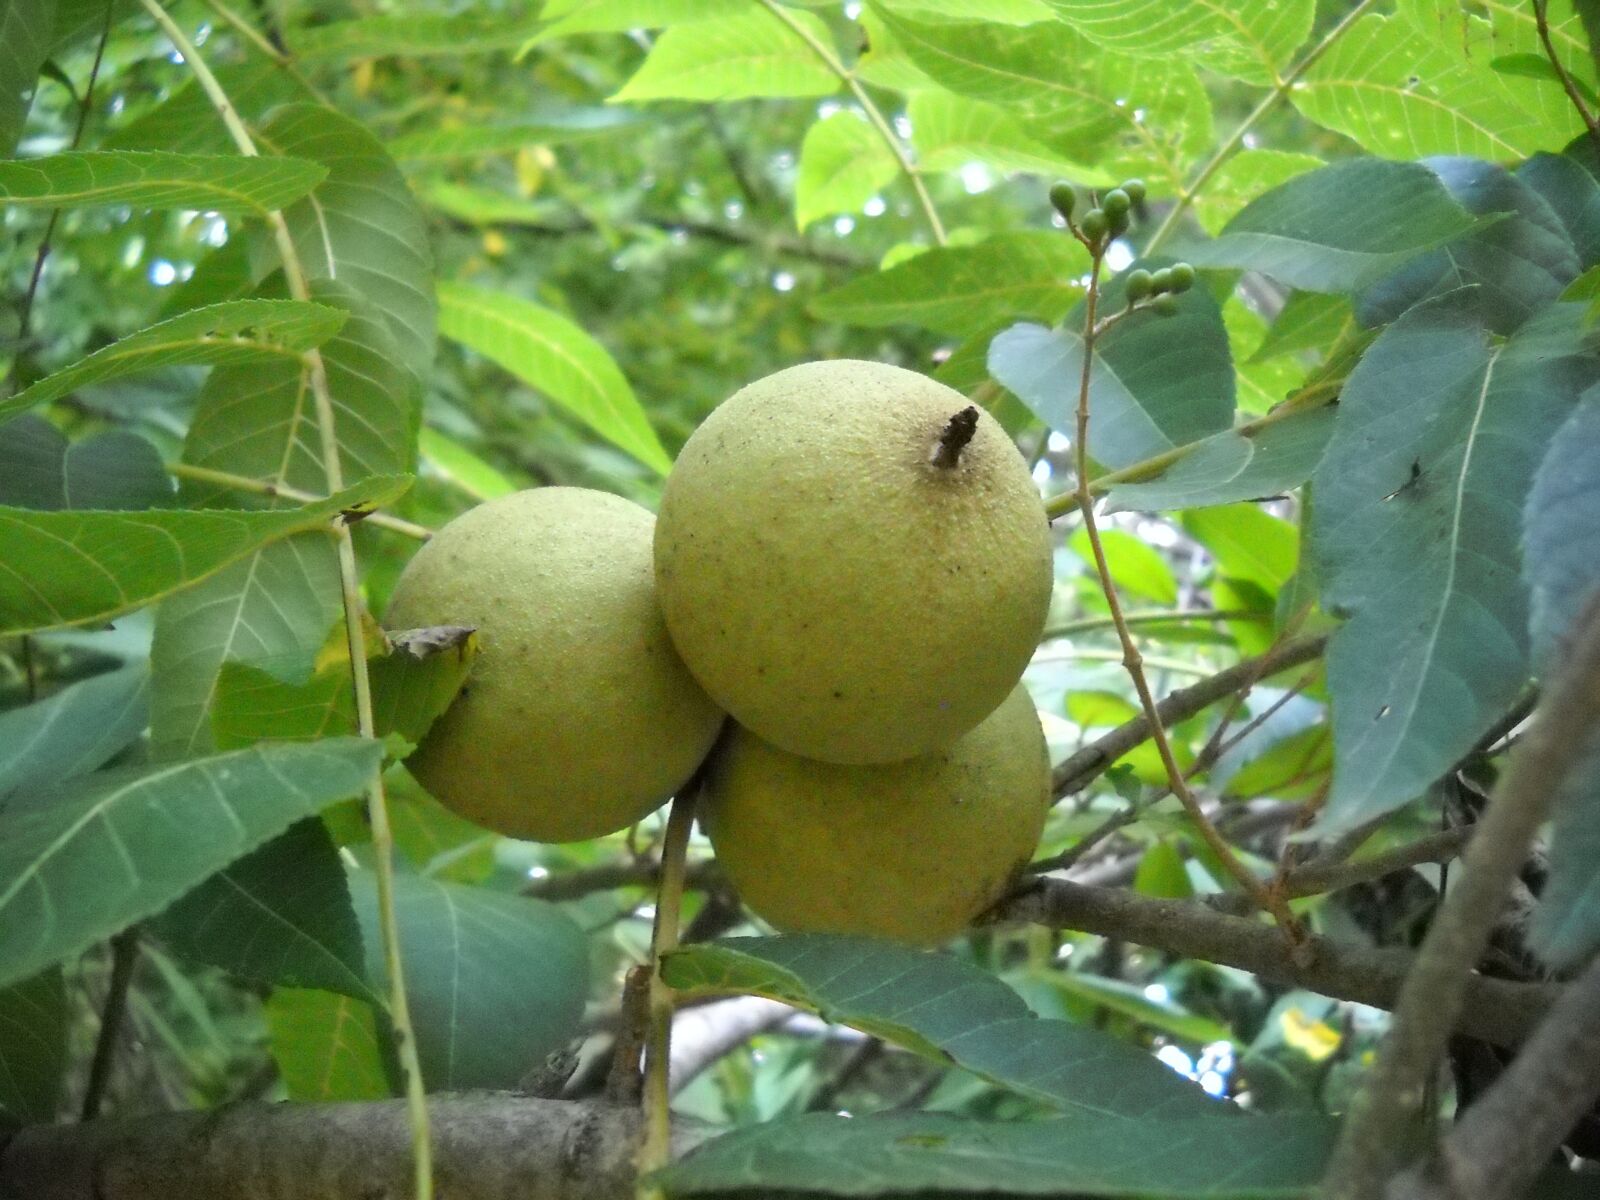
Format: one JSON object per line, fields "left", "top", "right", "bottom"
{"left": 999, "top": 880, "right": 1559, "bottom": 1048}
{"left": 0, "top": 1095, "right": 712, "bottom": 1200}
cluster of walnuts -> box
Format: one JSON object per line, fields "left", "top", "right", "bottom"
{"left": 386, "top": 360, "right": 1056, "bottom": 944}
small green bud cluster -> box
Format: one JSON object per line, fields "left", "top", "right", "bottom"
{"left": 1049, "top": 178, "right": 1145, "bottom": 249}
{"left": 1120, "top": 261, "right": 1195, "bottom": 317}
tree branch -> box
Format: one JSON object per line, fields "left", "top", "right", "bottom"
{"left": 995, "top": 880, "right": 1559, "bottom": 1049}
{"left": 1395, "top": 952, "right": 1600, "bottom": 1200}
{"left": 0, "top": 1096, "right": 713, "bottom": 1200}
{"left": 1319, "top": 598, "right": 1600, "bottom": 1199}
{"left": 522, "top": 859, "right": 721, "bottom": 903}
{"left": 1050, "top": 634, "right": 1329, "bottom": 799}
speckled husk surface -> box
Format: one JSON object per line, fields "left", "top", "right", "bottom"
{"left": 655, "top": 359, "right": 1053, "bottom": 765}
{"left": 386, "top": 487, "right": 724, "bottom": 843}
{"left": 704, "top": 685, "right": 1050, "bottom": 945}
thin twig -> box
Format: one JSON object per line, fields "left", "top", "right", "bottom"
{"left": 1066, "top": 245, "right": 1300, "bottom": 929}
{"left": 807, "top": 1037, "right": 885, "bottom": 1112}
{"left": 1143, "top": 0, "right": 1383, "bottom": 255}
{"left": 1279, "top": 827, "right": 1472, "bottom": 902}
{"left": 1398, "top": 951, "right": 1600, "bottom": 1200}
{"left": 1534, "top": 0, "right": 1600, "bottom": 149}
{"left": 1041, "top": 608, "right": 1264, "bottom": 639}
{"left": 637, "top": 787, "right": 699, "bottom": 1198}
{"left": 1051, "top": 633, "right": 1328, "bottom": 799}
{"left": 80, "top": 928, "right": 140, "bottom": 1121}
{"left": 757, "top": 0, "right": 946, "bottom": 246}
{"left": 1044, "top": 383, "right": 1340, "bottom": 522}
{"left": 1318, "top": 597, "right": 1600, "bottom": 1199}
{"left": 166, "top": 462, "right": 433, "bottom": 540}
{"left": 135, "top": 5, "right": 434, "bottom": 1194}
{"left": 523, "top": 857, "right": 720, "bottom": 902}
{"left": 13, "top": 0, "right": 114, "bottom": 378}
{"left": 606, "top": 964, "right": 652, "bottom": 1105}
{"left": 1030, "top": 671, "right": 1316, "bottom": 876}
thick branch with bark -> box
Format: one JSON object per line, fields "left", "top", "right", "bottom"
{"left": 0, "top": 1096, "right": 712, "bottom": 1200}
{"left": 1397, "top": 951, "right": 1600, "bottom": 1200}
{"left": 997, "top": 880, "right": 1559, "bottom": 1049}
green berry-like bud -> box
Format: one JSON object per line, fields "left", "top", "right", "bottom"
{"left": 1102, "top": 188, "right": 1130, "bottom": 218}
{"left": 1153, "top": 295, "right": 1180, "bottom": 316}
{"left": 1149, "top": 267, "right": 1174, "bottom": 293}
{"left": 1122, "top": 179, "right": 1146, "bottom": 204}
{"left": 1107, "top": 208, "right": 1130, "bottom": 238}
{"left": 1168, "top": 262, "right": 1196, "bottom": 293}
{"left": 1049, "top": 182, "right": 1076, "bottom": 221}
{"left": 1124, "top": 268, "right": 1154, "bottom": 302}
{"left": 1080, "top": 209, "right": 1108, "bottom": 242}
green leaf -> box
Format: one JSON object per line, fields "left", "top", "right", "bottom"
{"left": 290, "top": 12, "right": 544, "bottom": 59}
{"left": 1185, "top": 159, "right": 1482, "bottom": 293}
{"left": 1525, "top": 390, "right": 1600, "bottom": 670}
{"left": 794, "top": 110, "right": 899, "bottom": 231}
{"left": 369, "top": 627, "right": 480, "bottom": 751}
{"left": 0, "top": 737, "right": 382, "bottom": 989}
{"left": 389, "top": 774, "right": 497, "bottom": 883}
{"left": 1065, "top": 691, "right": 1141, "bottom": 728}
{"left": 1193, "top": 149, "right": 1323, "bottom": 237}
{"left": 1041, "top": 0, "right": 1314, "bottom": 86}
{"left": 1398, "top": 0, "right": 1594, "bottom": 153}
{"left": 654, "top": 1110, "right": 1336, "bottom": 1197}
{"left": 106, "top": 61, "right": 312, "bottom": 156}
{"left": 1518, "top": 149, "right": 1600, "bottom": 269}
{"left": 1524, "top": 393, "right": 1600, "bottom": 969}
{"left": 1291, "top": 14, "right": 1562, "bottom": 161}
{"left": 873, "top": 0, "right": 1056, "bottom": 21}
{"left": 1067, "top": 528, "right": 1177, "bottom": 604}
{"left": 1, "top": 0, "right": 57, "bottom": 156}
{"left": 206, "top": 613, "right": 474, "bottom": 751}
{"left": 1031, "top": 970, "right": 1235, "bottom": 1045}
{"left": 350, "top": 873, "right": 589, "bottom": 1091}
{"left": 1104, "top": 406, "right": 1336, "bottom": 514}
{"left": 664, "top": 936, "right": 1215, "bottom": 1118}
{"left": 210, "top": 659, "right": 352, "bottom": 748}
{"left": 266, "top": 987, "right": 394, "bottom": 1101}
{"left": 0, "top": 967, "right": 66, "bottom": 1122}
{"left": 0, "top": 476, "right": 408, "bottom": 638}
{"left": 1532, "top": 746, "right": 1600, "bottom": 971}
{"left": 419, "top": 427, "right": 515, "bottom": 501}
{"left": 389, "top": 108, "right": 645, "bottom": 162}
{"left": 988, "top": 261, "right": 1234, "bottom": 471}
{"left": 874, "top": 9, "right": 1212, "bottom": 195}
{"left": 1182, "top": 504, "right": 1297, "bottom": 593}
{"left": 1134, "top": 839, "right": 1194, "bottom": 900}
{"left": 437, "top": 282, "right": 670, "bottom": 474}
{"left": 1, "top": 299, "right": 348, "bottom": 423}
{"left": 0, "top": 151, "right": 325, "bottom": 214}
{"left": 531, "top": 0, "right": 747, "bottom": 42}
{"left": 257, "top": 103, "right": 436, "bottom": 387}
{"left": 151, "top": 287, "right": 419, "bottom": 758}
{"left": 812, "top": 232, "right": 1086, "bottom": 338}
{"left": 1356, "top": 157, "right": 1579, "bottom": 335}
{"left": 153, "top": 819, "right": 371, "bottom": 999}
{"left": 1221, "top": 724, "right": 1331, "bottom": 802}
{"left": 907, "top": 89, "right": 1111, "bottom": 183}
{"left": 0, "top": 665, "right": 148, "bottom": 798}
{"left": 611, "top": 9, "right": 839, "bottom": 102}
{"left": 0, "top": 416, "right": 172, "bottom": 511}
{"left": 1311, "top": 298, "right": 1599, "bottom": 834}
{"left": 1252, "top": 292, "right": 1352, "bottom": 363}
{"left": 182, "top": 289, "right": 417, "bottom": 504}
{"left": 149, "top": 538, "right": 342, "bottom": 758}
